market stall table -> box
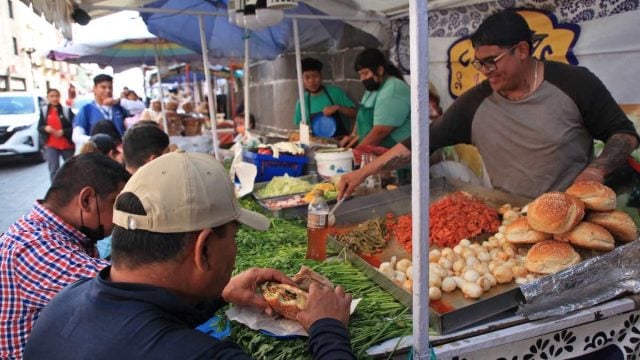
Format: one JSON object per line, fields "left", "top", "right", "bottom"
{"left": 228, "top": 177, "right": 639, "bottom": 359}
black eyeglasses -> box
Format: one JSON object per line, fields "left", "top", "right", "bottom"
{"left": 471, "top": 44, "right": 518, "bottom": 72}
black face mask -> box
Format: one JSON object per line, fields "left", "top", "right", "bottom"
{"left": 362, "top": 77, "right": 380, "bottom": 92}
{"left": 79, "top": 196, "right": 106, "bottom": 242}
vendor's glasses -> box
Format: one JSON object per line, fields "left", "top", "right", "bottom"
{"left": 471, "top": 44, "right": 518, "bottom": 72}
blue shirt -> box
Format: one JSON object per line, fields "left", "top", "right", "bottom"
{"left": 74, "top": 101, "right": 128, "bottom": 137}
{"left": 24, "top": 267, "right": 355, "bottom": 360}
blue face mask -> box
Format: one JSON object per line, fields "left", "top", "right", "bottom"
{"left": 362, "top": 77, "right": 380, "bottom": 92}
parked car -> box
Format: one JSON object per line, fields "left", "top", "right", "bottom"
{"left": 0, "top": 92, "right": 44, "bottom": 161}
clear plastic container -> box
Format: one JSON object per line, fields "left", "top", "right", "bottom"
{"left": 306, "top": 191, "right": 329, "bottom": 261}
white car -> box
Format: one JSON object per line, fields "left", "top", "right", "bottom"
{"left": 0, "top": 92, "right": 43, "bottom": 161}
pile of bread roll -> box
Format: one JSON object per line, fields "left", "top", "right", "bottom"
{"left": 509, "top": 181, "right": 638, "bottom": 275}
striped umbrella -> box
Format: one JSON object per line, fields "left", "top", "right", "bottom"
{"left": 47, "top": 37, "right": 203, "bottom": 72}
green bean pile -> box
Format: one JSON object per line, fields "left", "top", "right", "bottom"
{"left": 335, "top": 218, "right": 388, "bottom": 255}
{"left": 225, "top": 200, "right": 413, "bottom": 359}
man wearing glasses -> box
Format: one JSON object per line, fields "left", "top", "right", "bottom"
{"left": 339, "top": 9, "right": 638, "bottom": 199}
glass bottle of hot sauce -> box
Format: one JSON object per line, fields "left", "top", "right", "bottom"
{"left": 306, "top": 190, "right": 329, "bottom": 261}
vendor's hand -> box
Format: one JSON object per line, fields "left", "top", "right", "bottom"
{"left": 338, "top": 169, "right": 367, "bottom": 199}
{"left": 222, "top": 268, "right": 295, "bottom": 315}
{"left": 297, "top": 283, "right": 352, "bottom": 331}
{"left": 323, "top": 105, "right": 340, "bottom": 117}
{"left": 573, "top": 167, "right": 605, "bottom": 184}
{"left": 339, "top": 135, "right": 358, "bottom": 149}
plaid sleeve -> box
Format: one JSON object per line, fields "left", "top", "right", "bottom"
{"left": 14, "top": 235, "right": 108, "bottom": 309}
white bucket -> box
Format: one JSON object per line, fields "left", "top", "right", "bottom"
{"left": 315, "top": 149, "right": 353, "bottom": 178}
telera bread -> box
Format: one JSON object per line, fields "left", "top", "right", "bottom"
{"left": 553, "top": 221, "right": 615, "bottom": 251}
{"left": 565, "top": 181, "right": 616, "bottom": 211}
{"left": 527, "top": 192, "right": 585, "bottom": 234}
{"left": 505, "top": 217, "right": 551, "bottom": 244}
{"left": 525, "top": 240, "right": 581, "bottom": 274}
{"left": 586, "top": 210, "right": 638, "bottom": 243}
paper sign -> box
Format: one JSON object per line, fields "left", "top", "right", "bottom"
{"left": 299, "top": 123, "right": 310, "bottom": 146}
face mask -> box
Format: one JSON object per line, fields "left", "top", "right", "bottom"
{"left": 79, "top": 196, "right": 106, "bottom": 242}
{"left": 362, "top": 78, "right": 380, "bottom": 92}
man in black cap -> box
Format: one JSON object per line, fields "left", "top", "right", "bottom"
{"left": 293, "top": 57, "right": 356, "bottom": 138}
{"left": 339, "top": 9, "right": 638, "bottom": 199}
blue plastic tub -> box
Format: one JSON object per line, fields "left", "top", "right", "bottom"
{"left": 242, "top": 150, "right": 308, "bottom": 182}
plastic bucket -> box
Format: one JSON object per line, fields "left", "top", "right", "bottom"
{"left": 315, "top": 149, "right": 353, "bottom": 178}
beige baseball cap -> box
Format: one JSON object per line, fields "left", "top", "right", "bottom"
{"left": 113, "top": 150, "right": 269, "bottom": 233}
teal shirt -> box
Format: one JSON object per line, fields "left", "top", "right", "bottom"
{"left": 357, "top": 76, "right": 411, "bottom": 148}
{"left": 293, "top": 84, "right": 355, "bottom": 132}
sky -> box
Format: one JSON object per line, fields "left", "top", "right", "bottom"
{"left": 71, "top": 11, "right": 150, "bottom": 98}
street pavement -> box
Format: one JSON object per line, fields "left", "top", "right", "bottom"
{"left": 0, "top": 158, "right": 50, "bottom": 233}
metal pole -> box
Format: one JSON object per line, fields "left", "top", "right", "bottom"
{"left": 153, "top": 41, "right": 169, "bottom": 133}
{"left": 244, "top": 30, "right": 250, "bottom": 135}
{"left": 199, "top": 15, "right": 220, "bottom": 160}
{"left": 409, "top": 0, "right": 430, "bottom": 358}
{"left": 292, "top": 18, "right": 309, "bottom": 145}
{"left": 293, "top": 19, "right": 306, "bottom": 125}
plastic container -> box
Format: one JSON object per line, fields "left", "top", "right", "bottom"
{"left": 242, "top": 150, "right": 307, "bottom": 182}
{"left": 307, "top": 192, "right": 329, "bottom": 261}
{"left": 315, "top": 149, "right": 353, "bottom": 179}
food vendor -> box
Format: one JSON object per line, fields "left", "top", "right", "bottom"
{"left": 338, "top": 10, "right": 639, "bottom": 199}
{"left": 293, "top": 58, "right": 356, "bottom": 138}
{"left": 339, "top": 49, "right": 411, "bottom": 149}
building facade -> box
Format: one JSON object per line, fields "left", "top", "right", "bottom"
{"left": 0, "top": 0, "right": 91, "bottom": 98}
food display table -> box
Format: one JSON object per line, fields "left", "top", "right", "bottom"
{"left": 228, "top": 178, "right": 640, "bottom": 359}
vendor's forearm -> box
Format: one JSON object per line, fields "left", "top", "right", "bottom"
{"left": 366, "top": 142, "right": 411, "bottom": 175}
{"left": 338, "top": 106, "right": 357, "bottom": 119}
{"left": 588, "top": 133, "right": 639, "bottom": 175}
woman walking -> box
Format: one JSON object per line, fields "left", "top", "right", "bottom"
{"left": 38, "top": 88, "right": 75, "bottom": 181}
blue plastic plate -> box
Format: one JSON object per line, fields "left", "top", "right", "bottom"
{"left": 196, "top": 316, "right": 231, "bottom": 340}
{"left": 311, "top": 113, "right": 337, "bottom": 138}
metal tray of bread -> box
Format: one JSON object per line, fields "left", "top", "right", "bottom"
{"left": 329, "top": 178, "right": 532, "bottom": 335}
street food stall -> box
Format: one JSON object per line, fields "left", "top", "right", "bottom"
{"left": 221, "top": 174, "right": 640, "bottom": 359}
{"left": 37, "top": 0, "right": 640, "bottom": 358}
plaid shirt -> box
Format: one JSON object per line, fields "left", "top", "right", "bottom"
{"left": 0, "top": 201, "right": 109, "bottom": 359}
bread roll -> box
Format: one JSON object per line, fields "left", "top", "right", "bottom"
{"left": 262, "top": 282, "right": 308, "bottom": 320}
{"left": 524, "top": 240, "right": 581, "bottom": 274}
{"left": 527, "top": 192, "right": 585, "bottom": 234}
{"left": 505, "top": 217, "right": 551, "bottom": 244}
{"left": 586, "top": 210, "right": 638, "bottom": 243}
{"left": 565, "top": 181, "right": 616, "bottom": 211}
{"left": 554, "top": 222, "right": 615, "bottom": 251}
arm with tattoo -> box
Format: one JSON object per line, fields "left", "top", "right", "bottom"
{"left": 337, "top": 143, "right": 411, "bottom": 199}
{"left": 573, "top": 133, "right": 639, "bottom": 184}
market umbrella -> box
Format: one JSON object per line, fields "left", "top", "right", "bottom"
{"left": 142, "top": 0, "right": 377, "bottom": 147}
{"left": 141, "top": 0, "right": 349, "bottom": 62}
{"left": 47, "top": 36, "right": 203, "bottom": 73}
{"left": 47, "top": 35, "right": 211, "bottom": 135}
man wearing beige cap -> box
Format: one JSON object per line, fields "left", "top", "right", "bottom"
{"left": 24, "top": 150, "right": 355, "bottom": 359}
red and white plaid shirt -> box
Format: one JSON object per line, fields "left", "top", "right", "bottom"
{"left": 0, "top": 201, "right": 108, "bottom": 359}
